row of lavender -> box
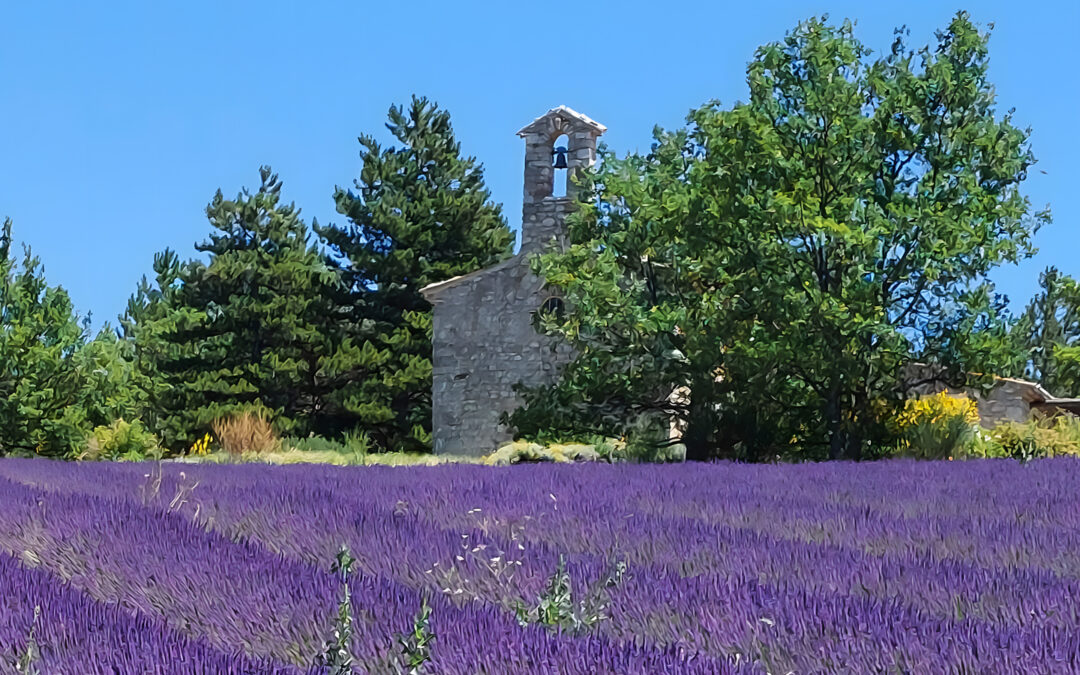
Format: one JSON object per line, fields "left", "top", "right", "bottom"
{"left": 0, "top": 461, "right": 738, "bottom": 674}
{"left": 2, "top": 458, "right": 1080, "bottom": 672}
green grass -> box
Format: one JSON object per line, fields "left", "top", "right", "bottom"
{"left": 186, "top": 448, "right": 485, "bottom": 467}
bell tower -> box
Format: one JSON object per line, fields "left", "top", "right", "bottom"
{"left": 422, "top": 106, "right": 606, "bottom": 456}
{"left": 516, "top": 106, "right": 606, "bottom": 253}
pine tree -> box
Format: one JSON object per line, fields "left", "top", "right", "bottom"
{"left": 120, "top": 248, "right": 183, "bottom": 437}
{"left": 317, "top": 96, "right": 513, "bottom": 451}
{"left": 1010, "top": 267, "right": 1080, "bottom": 394}
{"left": 137, "top": 167, "right": 341, "bottom": 449}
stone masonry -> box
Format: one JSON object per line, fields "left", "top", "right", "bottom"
{"left": 421, "top": 107, "right": 606, "bottom": 455}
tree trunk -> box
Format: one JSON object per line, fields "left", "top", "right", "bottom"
{"left": 682, "top": 413, "right": 712, "bottom": 462}
{"left": 825, "top": 386, "right": 845, "bottom": 461}
{"left": 682, "top": 385, "right": 713, "bottom": 462}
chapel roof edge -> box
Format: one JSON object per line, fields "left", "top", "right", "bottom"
{"left": 420, "top": 257, "right": 521, "bottom": 301}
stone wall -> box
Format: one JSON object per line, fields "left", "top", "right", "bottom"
{"left": 968, "top": 380, "right": 1038, "bottom": 428}
{"left": 428, "top": 259, "right": 572, "bottom": 455}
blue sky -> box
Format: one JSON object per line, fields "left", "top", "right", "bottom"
{"left": 0, "top": 1, "right": 1076, "bottom": 327}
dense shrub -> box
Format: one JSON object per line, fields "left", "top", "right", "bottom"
{"left": 967, "top": 416, "right": 1080, "bottom": 460}
{"left": 80, "top": 419, "right": 161, "bottom": 462}
{"left": 485, "top": 437, "right": 686, "bottom": 465}
{"left": 212, "top": 411, "right": 280, "bottom": 456}
{"left": 486, "top": 441, "right": 603, "bottom": 465}
{"left": 284, "top": 431, "right": 373, "bottom": 457}
{"left": 284, "top": 435, "right": 349, "bottom": 454}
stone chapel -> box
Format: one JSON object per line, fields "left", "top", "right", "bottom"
{"left": 420, "top": 106, "right": 606, "bottom": 455}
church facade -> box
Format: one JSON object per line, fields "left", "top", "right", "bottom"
{"left": 420, "top": 107, "right": 605, "bottom": 455}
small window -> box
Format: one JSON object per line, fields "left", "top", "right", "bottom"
{"left": 537, "top": 296, "right": 566, "bottom": 321}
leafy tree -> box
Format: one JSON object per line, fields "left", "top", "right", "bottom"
{"left": 0, "top": 219, "right": 135, "bottom": 456}
{"left": 317, "top": 96, "right": 513, "bottom": 451}
{"left": 1050, "top": 345, "right": 1080, "bottom": 397}
{"left": 131, "top": 168, "right": 341, "bottom": 450}
{"left": 1009, "top": 267, "right": 1080, "bottom": 394}
{"left": 519, "top": 13, "right": 1048, "bottom": 461}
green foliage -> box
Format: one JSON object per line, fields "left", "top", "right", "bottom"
{"left": 342, "top": 430, "right": 372, "bottom": 457}
{"left": 194, "top": 444, "right": 480, "bottom": 467}
{"left": 516, "top": 554, "right": 575, "bottom": 629}
{"left": 118, "top": 249, "right": 182, "bottom": 437}
{"left": 0, "top": 219, "right": 138, "bottom": 457}
{"left": 396, "top": 596, "right": 435, "bottom": 674}
{"left": 486, "top": 441, "right": 602, "bottom": 465}
{"left": 518, "top": 13, "right": 1048, "bottom": 461}
{"left": 126, "top": 168, "right": 345, "bottom": 450}
{"left": 81, "top": 419, "right": 162, "bottom": 462}
{"left": 284, "top": 431, "right": 372, "bottom": 463}
{"left": 284, "top": 435, "right": 349, "bottom": 454}
{"left": 15, "top": 605, "right": 40, "bottom": 675}
{"left": 1052, "top": 345, "right": 1080, "bottom": 397}
{"left": 967, "top": 417, "right": 1080, "bottom": 460}
{"left": 514, "top": 555, "right": 627, "bottom": 633}
{"left": 1008, "top": 267, "right": 1080, "bottom": 395}
{"left": 898, "top": 415, "right": 975, "bottom": 461}
{"left": 316, "top": 96, "right": 513, "bottom": 452}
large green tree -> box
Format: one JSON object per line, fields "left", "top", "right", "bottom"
{"left": 0, "top": 219, "right": 135, "bottom": 456}
{"left": 316, "top": 96, "right": 513, "bottom": 451}
{"left": 129, "top": 168, "right": 341, "bottom": 449}
{"left": 518, "top": 13, "right": 1048, "bottom": 460}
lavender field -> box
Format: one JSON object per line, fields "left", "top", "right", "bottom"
{"left": 1, "top": 458, "right": 1079, "bottom": 673}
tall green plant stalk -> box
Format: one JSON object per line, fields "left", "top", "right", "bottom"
{"left": 322, "top": 545, "right": 356, "bottom": 674}
{"left": 397, "top": 596, "right": 435, "bottom": 674}
{"left": 16, "top": 605, "right": 40, "bottom": 675}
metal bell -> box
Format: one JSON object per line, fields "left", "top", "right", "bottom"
{"left": 552, "top": 146, "right": 569, "bottom": 169}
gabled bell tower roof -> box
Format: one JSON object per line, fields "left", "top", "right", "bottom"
{"left": 516, "top": 106, "right": 607, "bottom": 137}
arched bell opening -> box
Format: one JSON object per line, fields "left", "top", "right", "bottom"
{"left": 551, "top": 134, "right": 570, "bottom": 198}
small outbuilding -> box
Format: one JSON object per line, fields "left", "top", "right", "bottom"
{"left": 908, "top": 364, "right": 1079, "bottom": 427}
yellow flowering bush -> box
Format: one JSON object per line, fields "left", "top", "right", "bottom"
{"left": 889, "top": 392, "right": 979, "bottom": 460}
{"left": 892, "top": 392, "right": 980, "bottom": 430}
